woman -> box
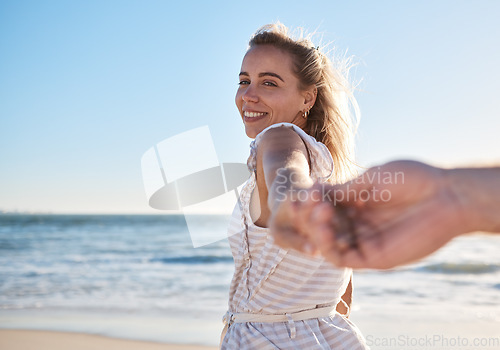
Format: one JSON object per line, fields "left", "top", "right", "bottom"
{"left": 221, "top": 23, "right": 368, "bottom": 349}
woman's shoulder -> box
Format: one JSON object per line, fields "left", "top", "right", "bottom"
{"left": 253, "top": 122, "right": 308, "bottom": 144}
{"left": 256, "top": 123, "right": 307, "bottom": 153}
{"left": 247, "top": 122, "right": 334, "bottom": 181}
{"left": 248, "top": 123, "right": 309, "bottom": 174}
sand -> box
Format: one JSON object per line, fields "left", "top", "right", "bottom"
{"left": 2, "top": 305, "right": 499, "bottom": 350}
{"left": 0, "top": 330, "right": 218, "bottom": 350}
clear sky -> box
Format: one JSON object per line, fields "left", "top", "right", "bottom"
{"left": 1, "top": 0, "right": 499, "bottom": 214}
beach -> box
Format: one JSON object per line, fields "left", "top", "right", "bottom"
{"left": 1, "top": 214, "right": 499, "bottom": 349}
{"left": 0, "top": 330, "right": 217, "bottom": 350}
{"left": 2, "top": 308, "right": 499, "bottom": 350}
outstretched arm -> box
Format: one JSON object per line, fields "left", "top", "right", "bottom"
{"left": 272, "top": 160, "right": 500, "bottom": 269}
{"left": 448, "top": 165, "right": 500, "bottom": 234}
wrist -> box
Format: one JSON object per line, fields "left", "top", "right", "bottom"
{"left": 443, "top": 168, "right": 475, "bottom": 235}
{"left": 445, "top": 167, "right": 500, "bottom": 234}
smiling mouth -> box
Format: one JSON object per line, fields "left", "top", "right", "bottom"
{"left": 243, "top": 111, "right": 268, "bottom": 123}
{"left": 243, "top": 111, "right": 267, "bottom": 118}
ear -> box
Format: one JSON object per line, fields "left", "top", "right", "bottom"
{"left": 301, "top": 87, "right": 317, "bottom": 107}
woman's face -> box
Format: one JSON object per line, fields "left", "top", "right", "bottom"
{"left": 235, "top": 45, "right": 311, "bottom": 138}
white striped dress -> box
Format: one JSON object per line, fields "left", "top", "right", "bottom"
{"left": 221, "top": 123, "right": 369, "bottom": 349}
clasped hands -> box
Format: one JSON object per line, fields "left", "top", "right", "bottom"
{"left": 269, "top": 160, "right": 467, "bottom": 269}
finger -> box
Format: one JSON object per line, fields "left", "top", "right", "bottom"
{"left": 333, "top": 247, "right": 369, "bottom": 269}
{"left": 333, "top": 225, "right": 391, "bottom": 269}
{"left": 292, "top": 194, "right": 316, "bottom": 235}
{"left": 288, "top": 182, "right": 324, "bottom": 234}
{"left": 308, "top": 203, "right": 367, "bottom": 267}
{"left": 306, "top": 203, "right": 339, "bottom": 258}
{"left": 310, "top": 220, "right": 343, "bottom": 266}
{"left": 307, "top": 203, "right": 337, "bottom": 243}
{"left": 309, "top": 202, "right": 336, "bottom": 232}
{"left": 315, "top": 200, "right": 336, "bottom": 220}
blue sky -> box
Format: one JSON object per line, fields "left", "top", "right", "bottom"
{"left": 1, "top": 0, "right": 499, "bottom": 213}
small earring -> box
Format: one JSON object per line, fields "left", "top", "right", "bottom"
{"left": 303, "top": 105, "right": 313, "bottom": 119}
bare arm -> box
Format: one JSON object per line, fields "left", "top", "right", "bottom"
{"left": 272, "top": 160, "right": 500, "bottom": 269}
{"left": 448, "top": 166, "right": 500, "bottom": 234}
{"left": 254, "top": 126, "right": 313, "bottom": 227}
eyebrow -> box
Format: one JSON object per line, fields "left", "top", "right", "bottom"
{"left": 239, "top": 71, "right": 285, "bottom": 83}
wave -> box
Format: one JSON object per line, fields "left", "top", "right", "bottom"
{"left": 0, "top": 214, "right": 190, "bottom": 228}
{"left": 150, "top": 255, "right": 233, "bottom": 264}
{"left": 417, "top": 262, "right": 500, "bottom": 274}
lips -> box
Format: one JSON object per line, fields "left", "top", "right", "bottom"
{"left": 243, "top": 110, "right": 268, "bottom": 122}
{"left": 244, "top": 111, "right": 266, "bottom": 118}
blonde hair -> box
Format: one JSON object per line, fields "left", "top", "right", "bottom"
{"left": 248, "top": 22, "right": 360, "bottom": 183}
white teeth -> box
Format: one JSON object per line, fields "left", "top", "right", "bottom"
{"left": 244, "top": 111, "right": 266, "bottom": 118}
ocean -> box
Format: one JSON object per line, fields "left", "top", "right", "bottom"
{"left": 1, "top": 214, "right": 499, "bottom": 347}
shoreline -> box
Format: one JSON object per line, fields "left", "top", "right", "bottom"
{"left": 2, "top": 306, "right": 500, "bottom": 350}
{"left": 0, "top": 309, "right": 224, "bottom": 347}
{"left": 0, "top": 329, "right": 218, "bottom": 350}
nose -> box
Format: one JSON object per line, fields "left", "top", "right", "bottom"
{"left": 241, "top": 84, "right": 258, "bottom": 103}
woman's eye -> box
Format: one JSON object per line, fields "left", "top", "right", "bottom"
{"left": 238, "top": 81, "right": 250, "bottom": 85}
{"left": 264, "top": 81, "right": 277, "bottom": 87}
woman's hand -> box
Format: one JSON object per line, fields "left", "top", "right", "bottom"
{"left": 269, "top": 181, "right": 322, "bottom": 255}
